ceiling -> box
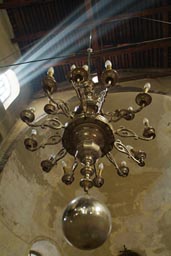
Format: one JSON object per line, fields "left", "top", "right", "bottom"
{"left": 1, "top": 1, "right": 171, "bottom": 256}
{"left": 1, "top": 0, "right": 171, "bottom": 87}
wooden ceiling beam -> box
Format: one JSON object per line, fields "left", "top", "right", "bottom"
{"left": 11, "top": 5, "right": 171, "bottom": 44}
{"left": 79, "top": 5, "right": 171, "bottom": 27}
{"left": 0, "top": 0, "right": 53, "bottom": 9}
{"left": 163, "top": 5, "right": 169, "bottom": 68}
{"left": 11, "top": 31, "right": 48, "bottom": 43}
{"left": 118, "top": 70, "right": 171, "bottom": 82}
{"left": 84, "top": 0, "right": 99, "bottom": 50}
{"left": 52, "top": 38, "right": 171, "bottom": 67}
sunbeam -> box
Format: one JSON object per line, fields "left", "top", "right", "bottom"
{"left": 14, "top": 0, "right": 122, "bottom": 84}
{"left": 4, "top": 0, "right": 154, "bottom": 92}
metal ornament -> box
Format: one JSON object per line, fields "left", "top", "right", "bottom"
{"left": 19, "top": 35, "right": 156, "bottom": 251}
{"left": 20, "top": 60, "right": 156, "bottom": 193}
{"left": 62, "top": 195, "right": 112, "bottom": 250}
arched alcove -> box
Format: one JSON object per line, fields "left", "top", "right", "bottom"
{"left": 29, "top": 239, "right": 61, "bottom": 256}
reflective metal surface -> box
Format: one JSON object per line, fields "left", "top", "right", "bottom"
{"left": 20, "top": 63, "right": 155, "bottom": 192}
{"left": 62, "top": 195, "right": 112, "bottom": 250}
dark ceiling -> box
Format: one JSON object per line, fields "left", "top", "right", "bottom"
{"left": 1, "top": 0, "right": 171, "bottom": 86}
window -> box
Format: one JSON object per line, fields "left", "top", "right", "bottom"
{"left": 28, "top": 250, "right": 41, "bottom": 256}
{"left": 29, "top": 239, "right": 60, "bottom": 256}
{"left": 0, "top": 69, "right": 20, "bottom": 109}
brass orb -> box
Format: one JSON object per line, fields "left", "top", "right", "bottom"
{"left": 62, "top": 195, "right": 112, "bottom": 250}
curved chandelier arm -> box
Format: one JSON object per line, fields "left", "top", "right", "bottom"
{"left": 132, "top": 105, "right": 144, "bottom": 113}
{"left": 24, "top": 134, "right": 62, "bottom": 152}
{"left": 42, "top": 117, "right": 65, "bottom": 130}
{"left": 115, "top": 126, "right": 155, "bottom": 141}
{"left": 70, "top": 80, "right": 87, "bottom": 112}
{"left": 104, "top": 105, "right": 144, "bottom": 123}
{"left": 24, "top": 117, "right": 65, "bottom": 131}
{"left": 53, "top": 148, "right": 67, "bottom": 164}
{"left": 106, "top": 152, "right": 120, "bottom": 171}
{"left": 97, "top": 88, "right": 108, "bottom": 114}
{"left": 71, "top": 80, "right": 82, "bottom": 101}
{"left": 71, "top": 159, "right": 79, "bottom": 173}
{"left": 106, "top": 152, "right": 129, "bottom": 177}
{"left": 46, "top": 91, "right": 73, "bottom": 118}
{"left": 104, "top": 110, "right": 127, "bottom": 122}
{"left": 61, "top": 151, "right": 78, "bottom": 185}
{"left": 40, "top": 148, "right": 67, "bottom": 173}
{"left": 114, "top": 139, "right": 140, "bottom": 164}
{"left": 45, "top": 135, "right": 62, "bottom": 148}
{"left": 69, "top": 150, "right": 79, "bottom": 174}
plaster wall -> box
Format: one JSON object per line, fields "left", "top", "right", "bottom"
{"left": 0, "top": 10, "right": 20, "bottom": 71}
{"left": 0, "top": 10, "right": 33, "bottom": 145}
{"left": 0, "top": 85, "right": 171, "bottom": 255}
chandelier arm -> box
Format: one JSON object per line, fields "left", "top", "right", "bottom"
{"left": 94, "top": 163, "right": 98, "bottom": 176}
{"left": 44, "top": 135, "right": 62, "bottom": 147}
{"left": 40, "top": 148, "right": 67, "bottom": 173}
{"left": 25, "top": 118, "right": 65, "bottom": 130}
{"left": 25, "top": 135, "right": 62, "bottom": 152}
{"left": 61, "top": 151, "right": 78, "bottom": 185}
{"left": 53, "top": 148, "right": 67, "bottom": 164}
{"left": 106, "top": 152, "right": 121, "bottom": 173}
{"left": 37, "top": 136, "right": 62, "bottom": 151}
{"left": 104, "top": 109, "right": 135, "bottom": 122}
{"left": 132, "top": 105, "right": 144, "bottom": 114}
{"left": 45, "top": 91, "right": 59, "bottom": 106}
{"left": 71, "top": 80, "right": 82, "bottom": 101}
{"left": 97, "top": 88, "right": 108, "bottom": 114}
{"left": 71, "top": 159, "right": 79, "bottom": 174}
{"left": 42, "top": 118, "right": 65, "bottom": 130}
{"left": 104, "top": 104, "right": 145, "bottom": 123}
{"left": 103, "top": 111, "right": 123, "bottom": 122}
{"left": 46, "top": 91, "right": 73, "bottom": 118}
{"left": 115, "top": 126, "right": 155, "bottom": 141}
{"left": 114, "top": 139, "right": 140, "bottom": 164}
{"left": 44, "top": 110, "right": 72, "bottom": 116}
{"left": 115, "top": 126, "right": 139, "bottom": 139}
{"left": 70, "top": 150, "right": 79, "bottom": 174}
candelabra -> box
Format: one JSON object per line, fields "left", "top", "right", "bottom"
{"left": 20, "top": 60, "right": 155, "bottom": 193}
{"left": 20, "top": 58, "right": 156, "bottom": 250}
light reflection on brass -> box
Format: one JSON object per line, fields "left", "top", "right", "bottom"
{"left": 62, "top": 195, "right": 112, "bottom": 250}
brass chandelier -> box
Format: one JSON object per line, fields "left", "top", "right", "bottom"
{"left": 20, "top": 55, "right": 156, "bottom": 193}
